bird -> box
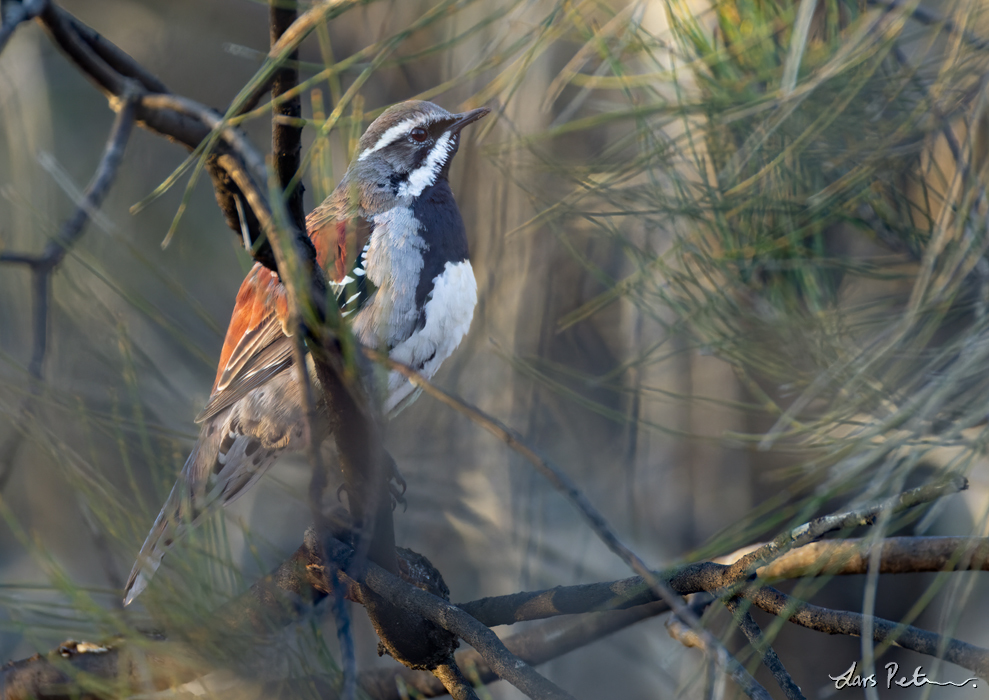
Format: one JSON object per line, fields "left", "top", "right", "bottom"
{"left": 123, "top": 100, "right": 489, "bottom": 606}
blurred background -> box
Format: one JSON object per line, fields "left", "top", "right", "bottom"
{"left": 2, "top": 0, "right": 989, "bottom": 697}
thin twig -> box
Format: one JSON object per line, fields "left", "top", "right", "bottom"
{"left": 0, "top": 92, "right": 137, "bottom": 375}
{"left": 140, "top": 93, "right": 269, "bottom": 188}
{"left": 67, "top": 10, "right": 168, "bottom": 93}
{"left": 724, "top": 598, "right": 806, "bottom": 700}
{"left": 0, "top": 91, "right": 137, "bottom": 494}
{"left": 432, "top": 662, "right": 481, "bottom": 700}
{"left": 38, "top": 4, "right": 126, "bottom": 95}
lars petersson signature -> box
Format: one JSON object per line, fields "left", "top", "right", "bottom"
{"left": 830, "top": 662, "right": 978, "bottom": 690}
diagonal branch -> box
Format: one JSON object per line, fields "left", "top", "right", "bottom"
{"left": 725, "top": 476, "right": 969, "bottom": 583}
{"left": 33, "top": 5, "right": 280, "bottom": 269}
{"left": 432, "top": 662, "right": 481, "bottom": 700}
{"left": 746, "top": 585, "right": 989, "bottom": 678}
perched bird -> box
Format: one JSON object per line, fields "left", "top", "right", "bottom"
{"left": 123, "top": 100, "right": 489, "bottom": 606}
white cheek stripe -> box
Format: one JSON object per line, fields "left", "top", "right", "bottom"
{"left": 358, "top": 116, "right": 429, "bottom": 161}
{"left": 398, "top": 132, "right": 453, "bottom": 199}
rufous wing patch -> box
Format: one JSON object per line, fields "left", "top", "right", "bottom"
{"left": 213, "top": 265, "right": 286, "bottom": 393}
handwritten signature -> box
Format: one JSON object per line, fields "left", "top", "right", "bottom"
{"left": 829, "top": 662, "right": 978, "bottom": 689}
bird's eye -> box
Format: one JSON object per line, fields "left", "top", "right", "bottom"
{"left": 409, "top": 127, "right": 429, "bottom": 143}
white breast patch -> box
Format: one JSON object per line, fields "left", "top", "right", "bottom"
{"left": 385, "top": 259, "right": 477, "bottom": 414}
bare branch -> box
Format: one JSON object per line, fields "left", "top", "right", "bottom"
{"left": 1, "top": 584, "right": 665, "bottom": 700}
{"left": 37, "top": 4, "right": 126, "bottom": 96}
{"left": 725, "top": 476, "right": 969, "bottom": 582}
{"left": 746, "top": 585, "right": 989, "bottom": 678}
{"left": 270, "top": 0, "right": 305, "bottom": 229}
{"left": 757, "top": 536, "right": 989, "bottom": 579}
{"left": 360, "top": 601, "right": 668, "bottom": 698}
{"left": 432, "top": 662, "right": 481, "bottom": 700}
{"left": 318, "top": 535, "right": 577, "bottom": 700}
{"left": 230, "top": 528, "right": 576, "bottom": 700}
{"left": 140, "top": 93, "right": 269, "bottom": 186}
{"left": 34, "top": 5, "right": 281, "bottom": 269}
{"left": 458, "top": 537, "right": 989, "bottom": 628}
{"left": 67, "top": 11, "right": 168, "bottom": 93}
{"left": 458, "top": 574, "right": 663, "bottom": 627}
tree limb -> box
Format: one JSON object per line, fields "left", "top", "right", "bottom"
{"left": 746, "top": 585, "right": 989, "bottom": 678}
{"left": 725, "top": 476, "right": 969, "bottom": 583}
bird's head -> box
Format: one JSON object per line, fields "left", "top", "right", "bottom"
{"left": 348, "top": 100, "right": 489, "bottom": 212}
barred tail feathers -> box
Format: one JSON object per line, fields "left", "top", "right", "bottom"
{"left": 123, "top": 488, "right": 181, "bottom": 606}
{"left": 123, "top": 414, "right": 288, "bottom": 605}
{"left": 122, "top": 433, "right": 218, "bottom": 607}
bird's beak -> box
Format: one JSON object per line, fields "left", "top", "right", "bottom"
{"left": 449, "top": 107, "right": 491, "bottom": 134}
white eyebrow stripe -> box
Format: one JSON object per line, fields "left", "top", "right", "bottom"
{"left": 358, "top": 116, "right": 430, "bottom": 161}
{"left": 397, "top": 132, "right": 453, "bottom": 199}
